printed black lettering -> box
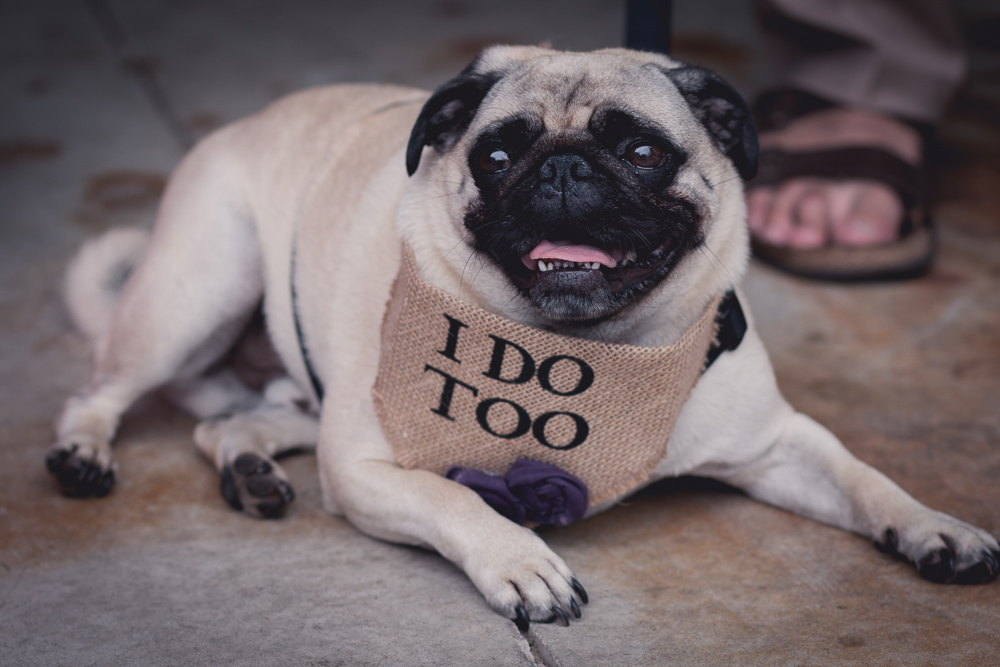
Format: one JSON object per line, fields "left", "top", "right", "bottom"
{"left": 537, "top": 355, "right": 595, "bottom": 396}
{"left": 437, "top": 314, "right": 469, "bottom": 362}
{"left": 475, "top": 398, "right": 531, "bottom": 439}
{"left": 424, "top": 364, "right": 478, "bottom": 421}
{"left": 483, "top": 336, "right": 535, "bottom": 384}
{"left": 532, "top": 411, "right": 590, "bottom": 450}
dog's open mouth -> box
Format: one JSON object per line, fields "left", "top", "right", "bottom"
{"left": 509, "top": 237, "right": 679, "bottom": 293}
{"left": 487, "top": 233, "right": 688, "bottom": 323}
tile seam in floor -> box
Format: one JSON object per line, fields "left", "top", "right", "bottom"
{"left": 84, "top": 0, "right": 194, "bottom": 151}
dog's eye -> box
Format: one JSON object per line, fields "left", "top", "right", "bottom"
{"left": 478, "top": 149, "right": 512, "bottom": 173}
{"left": 624, "top": 142, "right": 667, "bottom": 170}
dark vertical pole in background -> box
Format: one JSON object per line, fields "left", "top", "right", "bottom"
{"left": 625, "top": 0, "right": 673, "bottom": 55}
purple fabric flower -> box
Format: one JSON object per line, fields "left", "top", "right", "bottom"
{"left": 505, "top": 459, "right": 588, "bottom": 526}
{"left": 446, "top": 466, "right": 526, "bottom": 525}
{"left": 446, "top": 459, "right": 588, "bottom": 526}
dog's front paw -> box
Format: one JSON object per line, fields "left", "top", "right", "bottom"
{"left": 875, "top": 512, "right": 1000, "bottom": 585}
{"left": 462, "top": 523, "right": 588, "bottom": 632}
{"left": 45, "top": 439, "right": 116, "bottom": 498}
{"left": 220, "top": 452, "right": 295, "bottom": 519}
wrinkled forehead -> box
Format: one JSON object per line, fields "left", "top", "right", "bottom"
{"left": 472, "top": 53, "right": 695, "bottom": 139}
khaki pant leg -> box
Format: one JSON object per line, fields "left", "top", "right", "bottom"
{"left": 756, "top": 0, "right": 966, "bottom": 122}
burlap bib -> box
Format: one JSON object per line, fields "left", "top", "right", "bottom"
{"left": 372, "top": 247, "right": 721, "bottom": 508}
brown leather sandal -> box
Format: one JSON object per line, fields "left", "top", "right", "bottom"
{"left": 747, "top": 89, "right": 936, "bottom": 282}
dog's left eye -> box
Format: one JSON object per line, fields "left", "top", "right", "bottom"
{"left": 623, "top": 142, "right": 668, "bottom": 170}
{"left": 478, "top": 149, "right": 512, "bottom": 173}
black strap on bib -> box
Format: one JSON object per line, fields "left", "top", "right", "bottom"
{"left": 703, "top": 290, "right": 747, "bottom": 371}
{"left": 291, "top": 244, "right": 326, "bottom": 403}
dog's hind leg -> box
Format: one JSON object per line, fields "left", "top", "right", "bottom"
{"left": 48, "top": 127, "right": 266, "bottom": 498}
{"left": 193, "top": 377, "right": 318, "bottom": 518}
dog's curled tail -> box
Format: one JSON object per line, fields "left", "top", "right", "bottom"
{"left": 64, "top": 227, "right": 150, "bottom": 341}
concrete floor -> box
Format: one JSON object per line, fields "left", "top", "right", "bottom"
{"left": 2, "top": 1, "right": 999, "bottom": 665}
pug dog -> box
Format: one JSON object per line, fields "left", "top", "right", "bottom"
{"left": 48, "top": 46, "right": 999, "bottom": 631}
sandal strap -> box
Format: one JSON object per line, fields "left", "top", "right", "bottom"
{"left": 753, "top": 88, "right": 836, "bottom": 133}
{"left": 750, "top": 146, "right": 926, "bottom": 209}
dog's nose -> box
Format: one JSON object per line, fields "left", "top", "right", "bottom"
{"left": 538, "top": 154, "right": 593, "bottom": 195}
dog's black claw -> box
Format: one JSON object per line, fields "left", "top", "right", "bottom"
{"left": 955, "top": 560, "right": 991, "bottom": 585}
{"left": 954, "top": 549, "right": 1000, "bottom": 585}
{"left": 55, "top": 460, "right": 81, "bottom": 488}
{"left": 95, "top": 470, "right": 115, "bottom": 498}
{"left": 918, "top": 547, "right": 956, "bottom": 584}
{"left": 513, "top": 604, "right": 530, "bottom": 633}
{"left": 552, "top": 605, "right": 569, "bottom": 627}
{"left": 571, "top": 577, "right": 589, "bottom": 604}
{"left": 570, "top": 597, "right": 581, "bottom": 619}
{"left": 45, "top": 447, "right": 72, "bottom": 473}
{"left": 874, "top": 528, "right": 901, "bottom": 557}
{"left": 48, "top": 446, "right": 114, "bottom": 499}
{"left": 82, "top": 463, "right": 100, "bottom": 485}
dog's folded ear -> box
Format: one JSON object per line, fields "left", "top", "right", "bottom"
{"left": 406, "top": 66, "right": 500, "bottom": 176}
{"left": 658, "top": 65, "right": 758, "bottom": 180}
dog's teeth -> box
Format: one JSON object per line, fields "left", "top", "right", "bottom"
{"left": 626, "top": 250, "right": 638, "bottom": 263}
{"left": 538, "top": 259, "right": 603, "bottom": 271}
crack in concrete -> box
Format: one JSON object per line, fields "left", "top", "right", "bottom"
{"left": 520, "top": 629, "right": 562, "bottom": 667}
{"left": 84, "top": 0, "right": 195, "bottom": 151}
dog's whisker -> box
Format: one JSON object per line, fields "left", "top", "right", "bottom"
{"left": 697, "top": 243, "right": 737, "bottom": 291}
{"left": 703, "top": 167, "right": 733, "bottom": 186}
{"left": 707, "top": 174, "right": 743, "bottom": 188}
{"left": 409, "top": 178, "right": 464, "bottom": 185}
{"left": 409, "top": 191, "right": 461, "bottom": 204}
{"left": 459, "top": 249, "right": 481, "bottom": 300}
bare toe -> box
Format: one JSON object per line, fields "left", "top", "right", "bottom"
{"left": 746, "top": 187, "right": 775, "bottom": 234}
{"left": 833, "top": 183, "right": 903, "bottom": 246}
{"left": 787, "top": 189, "right": 828, "bottom": 248}
{"left": 760, "top": 181, "right": 809, "bottom": 245}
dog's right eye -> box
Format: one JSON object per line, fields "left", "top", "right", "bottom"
{"left": 478, "top": 149, "right": 511, "bottom": 173}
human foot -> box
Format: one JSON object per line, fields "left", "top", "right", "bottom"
{"left": 747, "top": 107, "right": 923, "bottom": 249}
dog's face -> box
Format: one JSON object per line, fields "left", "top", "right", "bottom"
{"left": 403, "top": 46, "right": 757, "bottom": 326}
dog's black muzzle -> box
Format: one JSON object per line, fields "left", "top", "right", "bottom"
{"left": 465, "top": 142, "right": 702, "bottom": 324}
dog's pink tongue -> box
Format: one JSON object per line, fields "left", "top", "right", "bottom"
{"left": 525, "top": 240, "right": 618, "bottom": 268}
